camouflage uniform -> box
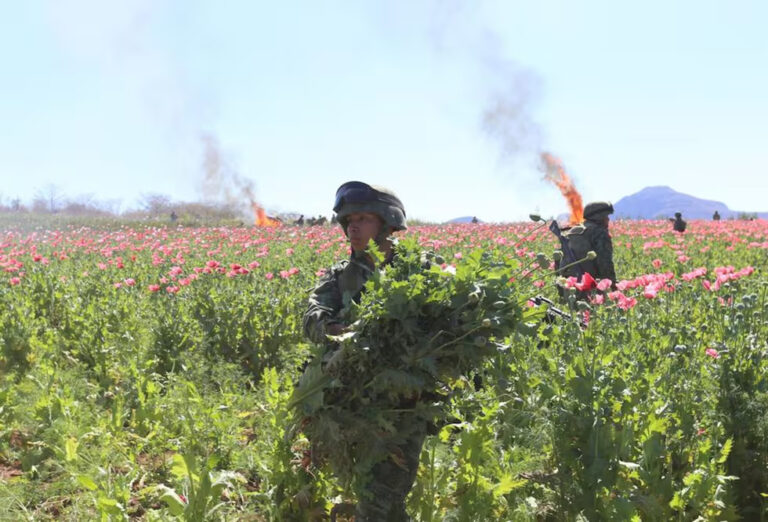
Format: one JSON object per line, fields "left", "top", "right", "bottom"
{"left": 304, "top": 249, "right": 380, "bottom": 345}
{"left": 303, "top": 251, "right": 425, "bottom": 521}
{"left": 563, "top": 221, "right": 616, "bottom": 283}
{"left": 672, "top": 213, "right": 687, "bottom": 232}
{"left": 302, "top": 181, "right": 423, "bottom": 521}
{"left": 562, "top": 201, "right": 617, "bottom": 286}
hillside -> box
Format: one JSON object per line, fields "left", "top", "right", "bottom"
{"left": 614, "top": 186, "right": 768, "bottom": 220}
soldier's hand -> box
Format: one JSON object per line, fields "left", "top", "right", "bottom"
{"left": 325, "top": 322, "right": 348, "bottom": 336}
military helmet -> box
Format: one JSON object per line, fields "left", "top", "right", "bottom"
{"left": 675, "top": 212, "right": 682, "bottom": 218}
{"left": 583, "top": 201, "right": 614, "bottom": 221}
{"left": 333, "top": 181, "right": 407, "bottom": 233}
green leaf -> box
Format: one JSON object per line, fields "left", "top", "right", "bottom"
{"left": 97, "top": 496, "right": 124, "bottom": 515}
{"left": 157, "top": 485, "right": 186, "bottom": 516}
{"left": 77, "top": 474, "right": 98, "bottom": 491}
{"left": 170, "top": 454, "right": 193, "bottom": 481}
{"left": 492, "top": 475, "right": 527, "bottom": 498}
{"left": 718, "top": 437, "right": 733, "bottom": 464}
{"left": 65, "top": 437, "right": 78, "bottom": 462}
{"left": 618, "top": 460, "right": 641, "bottom": 470}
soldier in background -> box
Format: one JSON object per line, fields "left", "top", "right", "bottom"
{"left": 562, "top": 201, "right": 617, "bottom": 288}
{"left": 671, "top": 212, "right": 687, "bottom": 232}
{"left": 302, "top": 181, "right": 423, "bottom": 521}
{"left": 294, "top": 214, "right": 305, "bottom": 226}
{"left": 713, "top": 210, "right": 721, "bottom": 221}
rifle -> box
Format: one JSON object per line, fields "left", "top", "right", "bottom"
{"left": 529, "top": 295, "right": 587, "bottom": 329}
{"left": 548, "top": 220, "right": 584, "bottom": 278}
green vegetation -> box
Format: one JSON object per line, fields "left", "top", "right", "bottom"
{"left": 1, "top": 219, "right": 767, "bottom": 520}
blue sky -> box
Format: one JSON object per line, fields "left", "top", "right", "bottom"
{"left": 1, "top": 1, "right": 767, "bottom": 222}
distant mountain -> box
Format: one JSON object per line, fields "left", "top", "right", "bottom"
{"left": 447, "top": 216, "right": 483, "bottom": 224}
{"left": 613, "top": 186, "right": 768, "bottom": 220}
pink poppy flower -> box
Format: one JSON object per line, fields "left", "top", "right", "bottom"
{"left": 596, "top": 279, "right": 613, "bottom": 291}
{"left": 705, "top": 348, "right": 720, "bottom": 359}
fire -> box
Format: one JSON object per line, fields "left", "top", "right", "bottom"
{"left": 541, "top": 152, "right": 583, "bottom": 225}
{"left": 252, "top": 202, "right": 280, "bottom": 227}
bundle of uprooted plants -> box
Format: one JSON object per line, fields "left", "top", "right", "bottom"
{"left": 289, "top": 239, "right": 546, "bottom": 494}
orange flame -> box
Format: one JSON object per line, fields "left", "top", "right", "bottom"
{"left": 252, "top": 202, "right": 280, "bottom": 227}
{"left": 541, "top": 152, "right": 583, "bottom": 225}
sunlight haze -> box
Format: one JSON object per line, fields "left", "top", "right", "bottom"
{"left": 1, "top": 0, "right": 766, "bottom": 222}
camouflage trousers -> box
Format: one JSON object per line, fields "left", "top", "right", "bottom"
{"left": 354, "top": 424, "right": 427, "bottom": 522}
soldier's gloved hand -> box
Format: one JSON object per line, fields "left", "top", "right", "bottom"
{"left": 325, "top": 322, "right": 348, "bottom": 336}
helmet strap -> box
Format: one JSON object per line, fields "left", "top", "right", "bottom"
{"left": 374, "top": 227, "right": 393, "bottom": 249}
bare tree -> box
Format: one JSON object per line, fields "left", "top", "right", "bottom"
{"left": 33, "top": 184, "right": 65, "bottom": 213}
{"left": 139, "top": 193, "right": 172, "bottom": 217}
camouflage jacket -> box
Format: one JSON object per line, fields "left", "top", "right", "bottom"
{"left": 303, "top": 250, "right": 379, "bottom": 345}
{"left": 673, "top": 218, "right": 687, "bottom": 232}
{"left": 563, "top": 220, "right": 617, "bottom": 284}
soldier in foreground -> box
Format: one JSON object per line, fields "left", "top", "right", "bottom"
{"left": 560, "top": 201, "right": 617, "bottom": 288}
{"left": 671, "top": 212, "right": 687, "bottom": 232}
{"left": 302, "top": 181, "right": 422, "bottom": 521}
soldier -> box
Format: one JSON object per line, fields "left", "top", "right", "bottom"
{"left": 561, "top": 201, "right": 617, "bottom": 288}
{"left": 302, "top": 181, "right": 422, "bottom": 521}
{"left": 712, "top": 210, "right": 721, "bottom": 221}
{"left": 671, "top": 212, "right": 687, "bottom": 232}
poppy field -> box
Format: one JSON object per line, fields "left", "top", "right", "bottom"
{"left": 1, "top": 218, "right": 767, "bottom": 520}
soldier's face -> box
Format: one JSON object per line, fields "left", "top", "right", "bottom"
{"left": 346, "top": 212, "right": 383, "bottom": 252}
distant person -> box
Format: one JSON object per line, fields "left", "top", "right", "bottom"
{"left": 170, "top": 210, "right": 177, "bottom": 222}
{"left": 560, "top": 201, "right": 617, "bottom": 288}
{"left": 670, "top": 212, "right": 687, "bottom": 232}
{"left": 295, "top": 214, "right": 305, "bottom": 226}
{"left": 471, "top": 216, "right": 479, "bottom": 223}
{"left": 712, "top": 210, "right": 720, "bottom": 221}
